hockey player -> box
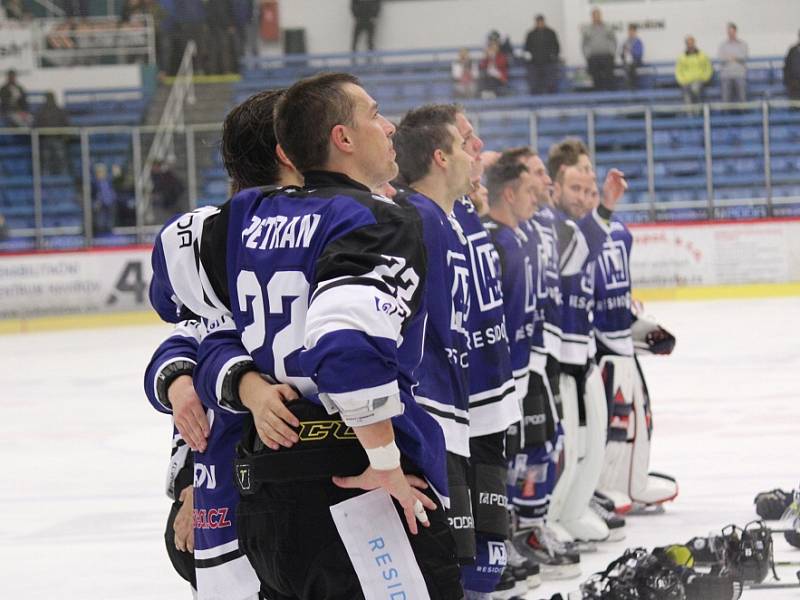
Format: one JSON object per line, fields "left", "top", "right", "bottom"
{"left": 453, "top": 109, "right": 530, "bottom": 597}
{"left": 543, "top": 145, "right": 627, "bottom": 545}
{"left": 591, "top": 171, "right": 679, "bottom": 511}
{"left": 190, "top": 73, "right": 462, "bottom": 598}
{"left": 494, "top": 148, "right": 581, "bottom": 579}
{"left": 146, "top": 89, "right": 305, "bottom": 600}
{"left": 393, "top": 105, "right": 510, "bottom": 600}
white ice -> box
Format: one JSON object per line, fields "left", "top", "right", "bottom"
{"left": 1, "top": 296, "right": 799, "bottom": 599}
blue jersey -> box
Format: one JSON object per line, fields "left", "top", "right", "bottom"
{"left": 452, "top": 197, "right": 518, "bottom": 437}
{"left": 555, "top": 207, "right": 612, "bottom": 366}
{"left": 593, "top": 219, "right": 634, "bottom": 356}
{"left": 483, "top": 217, "right": 536, "bottom": 403}
{"left": 399, "top": 190, "right": 471, "bottom": 457}
{"left": 530, "top": 208, "right": 563, "bottom": 362}
{"left": 143, "top": 316, "right": 259, "bottom": 600}
{"left": 198, "top": 171, "right": 448, "bottom": 496}
{"left": 520, "top": 219, "right": 548, "bottom": 375}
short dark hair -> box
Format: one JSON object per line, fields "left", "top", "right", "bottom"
{"left": 274, "top": 72, "right": 360, "bottom": 173}
{"left": 221, "top": 89, "right": 285, "bottom": 193}
{"left": 502, "top": 146, "right": 536, "bottom": 163}
{"left": 547, "top": 138, "right": 589, "bottom": 180}
{"left": 486, "top": 157, "right": 528, "bottom": 205}
{"left": 394, "top": 104, "right": 459, "bottom": 185}
{"left": 629, "top": 23, "right": 638, "bottom": 31}
{"left": 728, "top": 22, "right": 737, "bottom": 31}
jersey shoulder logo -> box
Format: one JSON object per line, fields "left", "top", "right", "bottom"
{"left": 466, "top": 230, "right": 503, "bottom": 312}
{"left": 447, "top": 250, "right": 471, "bottom": 337}
{"left": 599, "top": 239, "right": 630, "bottom": 290}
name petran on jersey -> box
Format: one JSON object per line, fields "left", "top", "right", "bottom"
{"left": 397, "top": 190, "right": 471, "bottom": 458}
{"left": 482, "top": 217, "right": 537, "bottom": 404}
{"left": 453, "top": 197, "right": 519, "bottom": 438}
{"left": 553, "top": 206, "right": 613, "bottom": 366}
{"left": 196, "top": 171, "right": 448, "bottom": 496}
{"left": 593, "top": 219, "right": 634, "bottom": 356}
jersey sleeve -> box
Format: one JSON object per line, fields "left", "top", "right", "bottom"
{"left": 143, "top": 320, "right": 203, "bottom": 414}
{"left": 299, "top": 217, "right": 428, "bottom": 427}
{"left": 558, "top": 206, "right": 612, "bottom": 276}
{"left": 194, "top": 314, "right": 257, "bottom": 415}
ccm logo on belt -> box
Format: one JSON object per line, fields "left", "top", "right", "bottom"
{"left": 297, "top": 420, "right": 356, "bottom": 442}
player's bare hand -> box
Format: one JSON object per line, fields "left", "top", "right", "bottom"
{"left": 602, "top": 168, "right": 628, "bottom": 211}
{"left": 239, "top": 373, "right": 300, "bottom": 450}
{"left": 169, "top": 375, "right": 209, "bottom": 452}
{"left": 174, "top": 485, "right": 194, "bottom": 553}
{"left": 332, "top": 466, "right": 436, "bottom": 535}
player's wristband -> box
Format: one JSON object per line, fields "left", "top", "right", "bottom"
{"left": 157, "top": 359, "right": 196, "bottom": 409}
{"left": 365, "top": 441, "right": 401, "bottom": 471}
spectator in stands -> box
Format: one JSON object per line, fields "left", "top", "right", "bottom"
{"left": 0, "top": 69, "right": 33, "bottom": 127}
{"left": 582, "top": 8, "right": 617, "bottom": 91}
{"left": 206, "top": 0, "right": 237, "bottom": 74}
{"left": 233, "top": 0, "right": 259, "bottom": 61}
{"left": 120, "top": 0, "right": 145, "bottom": 23}
{"left": 3, "top": 0, "right": 24, "bottom": 20}
{"left": 175, "top": 0, "right": 209, "bottom": 74}
{"left": 61, "top": 0, "right": 88, "bottom": 19}
{"left": 784, "top": 29, "right": 800, "bottom": 100}
{"left": 33, "top": 92, "right": 71, "bottom": 175}
{"left": 718, "top": 23, "right": 748, "bottom": 103}
{"left": 92, "top": 163, "right": 117, "bottom": 234}
{"left": 112, "top": 163, "right": 136, "bottom": 226}
{"left": 479, "top": 38, "right": 510, "bottom": 98}
{"left": 675, "top": 35, "right": 714, "bottom": 106}
{"left": 0, "top": 212, "right": 8, "bottom": 242}
{"left": 488, "top": 29, "right": 514, "bottom": 62}
{"left": 523, "top": 14, "right": 560, "bottom": 94}
{"left": 351, "top": 0, "right": 381, "bottom": 52}
{"left": 150, "top": 159, "right": 185, "bottom": 225}
{"left": 621, "top": 23, "right": 644, "bottom": 90}
{"left": 452, "top": 48, "right": 478, "bottom": 99}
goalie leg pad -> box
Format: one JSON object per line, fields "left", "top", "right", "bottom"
{"left": 559, "top": 366, "right": 608, "bottom": 524}
{"left": 546, "top": 373, "right": 580, "bottom": 524}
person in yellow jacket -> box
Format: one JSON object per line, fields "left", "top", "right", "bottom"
{"left": 675, "top": 36, "right": 714, "bottom": 104}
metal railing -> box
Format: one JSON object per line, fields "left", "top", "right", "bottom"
{"left": 137, "top": 41, "right": 196, "bottom": 223}
{"left": 1, "top": 98, "right": 799, "bottom": 251}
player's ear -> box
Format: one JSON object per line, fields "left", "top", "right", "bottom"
{"left": 432, "top": 148, "right": 447, "bottom": 169}
{"left": 275, "top": 144, "right": 295, "bottom": 170}
{"left": 331, "top": 124, "right": 353, "bottom": 154}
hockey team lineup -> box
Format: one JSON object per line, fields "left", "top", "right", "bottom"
{"left": 4, "top": 73, "right": 800, "bottom": 600}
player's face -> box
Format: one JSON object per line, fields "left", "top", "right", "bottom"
{"left": 523, "top": 155, "right": 552, "bottom": 208}
{"left": 557, "top": 166, "right": 592, "bottom": 219}
{"left": 345, "top": 83, "right": 398, "bottom": 189}
{"left": 444, "top": 124, "right": 475, "bottom": 200}
{"left": 455, "top": 112, "right": 484, "bottom": 184}
{"left": 585, "top": 178, "right": 600, "bottom": 213}
{"left": 509, "top": 171, "right": 538, "bottom": 223}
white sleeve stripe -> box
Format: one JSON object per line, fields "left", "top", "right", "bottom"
{"left": 414, "top": 396, "right": 469, "bottom": 421}
{"left": 467, "top": 379, "right": 516, "bottom": 402}
{"left": 194, "top": 539, "right": 241, "bottom": 560}
{"left": 561, "top": 332, "right": 591, "bottom": 342}
{"left": 214, "top": 355, "right": 252, "bottom": 414}
{"left": 305, "top": 284, "right": 403, "bottom": 349}
{"left": 327, "top": 380, "right": 400, "bottom": 406}
{"left": 153, "top": 356, "right": 197, "bottom": 411}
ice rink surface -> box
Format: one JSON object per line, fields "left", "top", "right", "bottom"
{"left": 1, "top": 296, "right": 799, "bottom": 599}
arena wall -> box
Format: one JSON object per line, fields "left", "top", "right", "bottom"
{"left": 1, "top": 219, "right": 799, "bottom": 332}
{"left": 279, "top": 0, "right": 799, "bottom": 63}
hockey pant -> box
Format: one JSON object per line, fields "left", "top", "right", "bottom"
{"left": 597, "top": 354, "right": 679, "bottom": 507}
{"left": 548, "top": 363, "right": 608, "bottom": 527}
{"left": 507, "top": 370, "right": 563, "bottom": 528}
{"left": 461, "top": 432, "right": 509, "bottom": 593}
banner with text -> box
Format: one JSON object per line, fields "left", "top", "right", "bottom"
{"left": 630, "top": 219, "right": 800, "bottom": 288}
{"left": 0, "top": 23, "right": 35, "bottom": 73}
{"left": 0, "top": 248, "right": 153, "bottom": 319}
